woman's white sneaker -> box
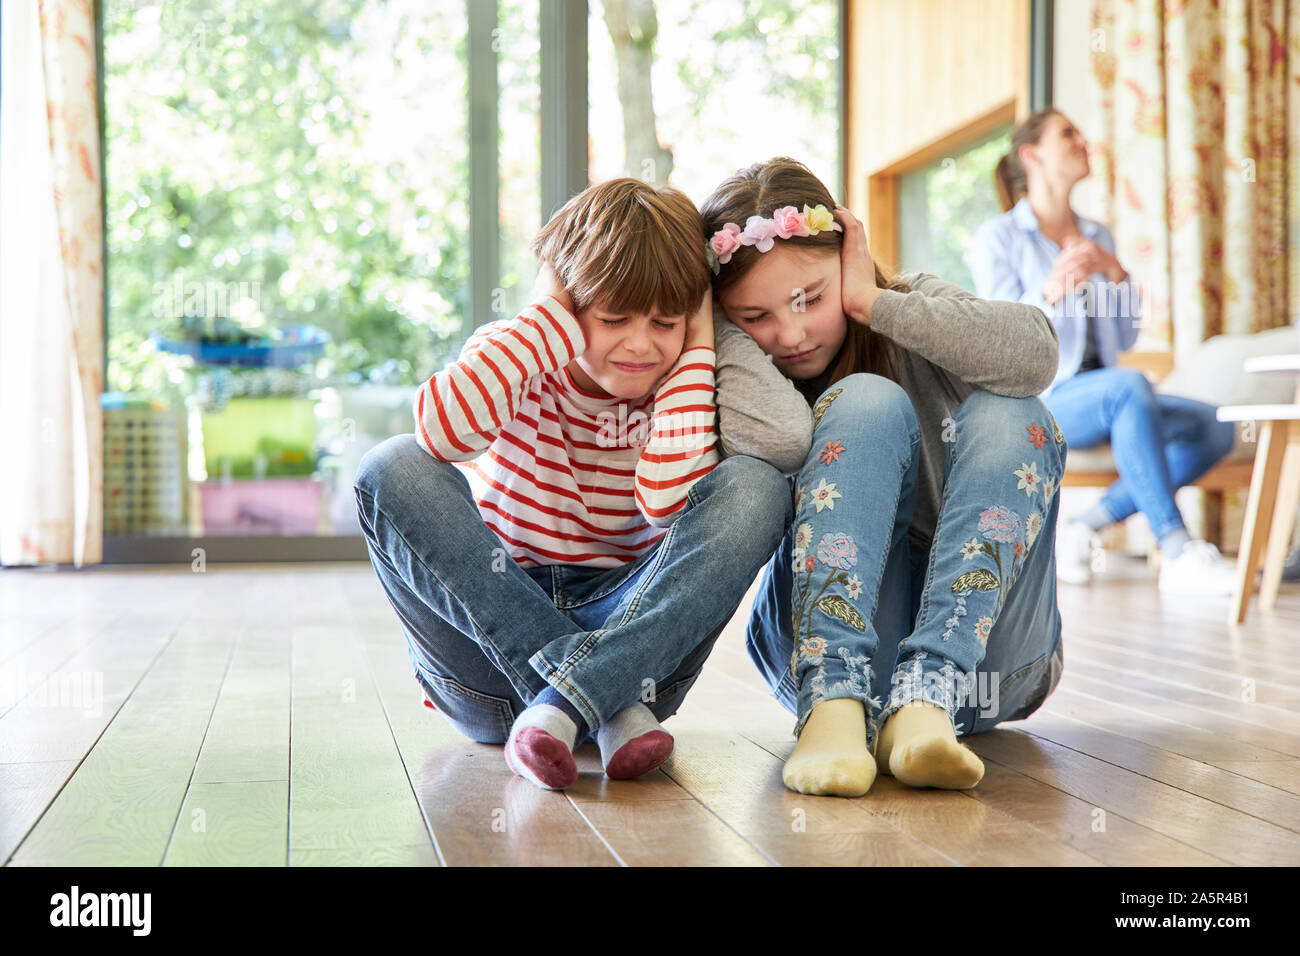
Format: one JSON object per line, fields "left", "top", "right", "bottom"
{"left": 1056, "top": 521, "right": 1101, "bottom": 585}
{"left": 1158, "top": 540, "right": 1238, "bottom": 596}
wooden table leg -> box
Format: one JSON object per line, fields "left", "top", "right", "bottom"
{"left": 1260, "top": 427, "right": 1300, "bottom": 610}
{"left": 1231, "top": 420, "right": 1289, "bottom": 625}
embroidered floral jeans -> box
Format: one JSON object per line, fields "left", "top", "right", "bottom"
{"left": 745, "top": 374, "right": 1067, "bottom": 752}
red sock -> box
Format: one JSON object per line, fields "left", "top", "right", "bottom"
{"left": 604, "top": 730, "right": 674, "bottom": 780}
{"left": 506, "top": 726, "right": 578, "bottom": 789}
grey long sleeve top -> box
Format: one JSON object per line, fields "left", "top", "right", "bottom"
{"left": 713, "top": 271, "right": 1060, "bottom": 550}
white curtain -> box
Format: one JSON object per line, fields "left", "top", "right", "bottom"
{"left": 0, "top": 0, "right": 104, "bottom": 567}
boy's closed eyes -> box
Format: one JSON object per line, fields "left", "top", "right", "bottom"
{"left": 567, "top": 302, "right": 688, "bottom": 400}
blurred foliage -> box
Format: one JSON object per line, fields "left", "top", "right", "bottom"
{"left": 670, "top": 0, "right": 840, "bottom": 196}
{"left": 679, "top": 0, "right": 837, "bottom": 118}
{"left": 494, "top": 0, "right": 543, "bottom": 323}
{"left": 898, "top": 131, "right": 1012, "bottom": 292}
{"left": 104, "top": 0, "right": 836, "bottom": 412}
{"left": 104, "top": 0, "right": 474, "bottom": 408}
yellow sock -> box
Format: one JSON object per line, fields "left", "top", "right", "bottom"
{"left": 875, "top": 701, "right": 984, "bottom": 789}
{"left": 782, "top": 698, "right": 876, "bottom": 797}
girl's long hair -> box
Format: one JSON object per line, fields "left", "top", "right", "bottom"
{"left": 699, "top": 157, "right": 903, "bottom": 385}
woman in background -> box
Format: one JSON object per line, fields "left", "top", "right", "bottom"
{"left": 969, "top": 108, "right": 1237, "bottom": 595}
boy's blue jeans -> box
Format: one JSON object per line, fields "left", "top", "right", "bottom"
{"left": 746, "top": 375, "right": 1067, "bottom": 751}
{"left": 1043, "top": 367, "right": 1236, "bottom": 540}
{"left": 353, "top": 435, "right": 792, "bottom": 742}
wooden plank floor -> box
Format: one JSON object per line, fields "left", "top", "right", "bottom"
{"left": 3, "top": 554, "right": 1300, "bottom": 866}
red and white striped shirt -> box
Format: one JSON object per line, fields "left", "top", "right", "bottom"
{"left": 412, "top": 297, "right": 719, "bottom": 569}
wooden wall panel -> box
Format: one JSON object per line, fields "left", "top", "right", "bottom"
{"left": 844, "top": 0, "right": 1031, "bottom": 260}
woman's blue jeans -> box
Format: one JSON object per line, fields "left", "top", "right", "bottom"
{"left": 353, "top": 435, "right": 792, "bottom": 743}
{"left": 745, "top": 375, "right": 1067, "bottom": 751}
{"left": 1044, "top": 367, "right": 1236, "bottom": 540}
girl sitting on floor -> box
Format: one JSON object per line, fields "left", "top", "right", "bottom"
{"left": 700, "top": 157, "right": 1067, "bottom": 798}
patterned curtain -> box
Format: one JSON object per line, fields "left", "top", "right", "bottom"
{"left": 0, "top": 0, "right": 104, "bottom": 566}
{"left": 1089, "top": 0, "right": 1299, "bottom": 364}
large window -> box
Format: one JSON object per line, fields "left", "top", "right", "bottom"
{"left": 103, "top": 0, "right": 541, "bottom": 544}
{"left": 896, "top": 127, "right": 1012, "bottom": 292}
{"left": 100, "top": 0, "right": 841, "bottom": 552}
{"left": 105, "top": 1, "right": 488, "bottom": 409}
{"left": 589, "top": 0, "right": 841, "bottom": 203}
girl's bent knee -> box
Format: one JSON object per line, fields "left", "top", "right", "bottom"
{"left": 956, "top": 392, "right": 1066, "bottom": 473}
{"left": 957, "top": 392, "right": 1057, "bottom": 442}
{"left": 957, "top": 389, "right": 1048, "bottom": 426}
{"left": 822, "top": 372, "right": 910, "bottom": 411}
{"left": 815, "top": 373, "right": 918, "bottom": 438}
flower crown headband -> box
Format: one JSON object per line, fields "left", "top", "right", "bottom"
{"left": 705, "top": 204, "right": 843, "bottom": 275}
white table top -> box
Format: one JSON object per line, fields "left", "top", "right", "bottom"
{"left": 1217, "top": 404, "right": 1300, "bottom": 422}
{"left": 1244, "top": 353, "right": 1300, "bottom": 374}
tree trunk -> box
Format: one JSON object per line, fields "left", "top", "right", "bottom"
{"left": 601, "top": 0, "right": 673, "bottom": 184}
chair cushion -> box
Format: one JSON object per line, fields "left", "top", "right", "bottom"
{"left": 1065, "top": 327, "right": 1296, "bottom": 474}
{"left": 1065, "top": 432, "right": 1255, "bottom": 473}
{"left": 1159, "top": 326, "right": 1299, "bottom": 406}
{"left": 1064, "top": 445, "right": 1121, "bottom": 471}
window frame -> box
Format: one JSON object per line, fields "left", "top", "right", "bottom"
{"left": 862, "top": 4, "right": 1054, "bottom": 272}
{"left": 99, "top": 0, "right": 585, "bottom": 562}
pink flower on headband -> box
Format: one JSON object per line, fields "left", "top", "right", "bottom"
{"left": 740, "top": 215, "right": 780, "bottom": 252}
{"left": 709, "top": 222, "right": 743, "bottom": 264}
{"left": 707, "top": 204, "right": 842, "bottom": 270}
{"left": 772, "top": 206, "right": 811, "bottom": 239}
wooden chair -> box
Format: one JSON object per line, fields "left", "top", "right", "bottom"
{"left": 1058, "top": 351, "right": 1255, "bottom": 547}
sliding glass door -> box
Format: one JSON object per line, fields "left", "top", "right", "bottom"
{"left": 100, "top": 0, "right": 842, "bottom": 561}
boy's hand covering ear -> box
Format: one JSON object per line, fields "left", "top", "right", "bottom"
{"left": 531, "top": 263, "right": 575, "bottom": 315}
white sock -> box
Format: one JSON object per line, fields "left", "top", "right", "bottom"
{"left": 505, "top": 703, "right": 579, "bottom": 790}
{"left": 595, "top": 703, "right": 660, "bottom": 762}
{"left": 596, "top": 703, "right": 674, "bottom": 779}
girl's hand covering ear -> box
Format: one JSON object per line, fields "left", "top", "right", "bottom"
{"left": 684, "top": 286, "right": 715, "bottom": 352}
{"left": 835, "top": 206, "right": 881, "bottom": 327}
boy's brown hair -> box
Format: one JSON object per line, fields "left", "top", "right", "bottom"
{"left": 531, "top": 178, "right": 710, "bottom": 318}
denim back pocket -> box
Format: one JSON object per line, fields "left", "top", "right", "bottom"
{"left": 417, "top": 670, "right": 517, "bottom": 745}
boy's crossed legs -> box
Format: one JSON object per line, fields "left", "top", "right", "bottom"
{"left": 354, "top": 435, "right": 792, "bottom": 789}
